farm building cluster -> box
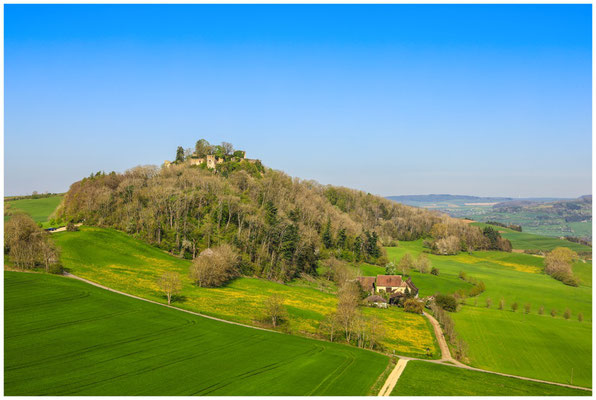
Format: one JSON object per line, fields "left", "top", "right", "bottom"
{"left": 356, "top": 275, "right": 419, "bottom": 308}
{"left": 164, "top": 150, "right": 259, "bottom": 169}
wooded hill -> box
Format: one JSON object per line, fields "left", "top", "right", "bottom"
{"left": 55, "top": 141, "right": 508, "bottom": 281}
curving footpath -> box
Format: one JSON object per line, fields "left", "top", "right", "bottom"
{"left": 61, "top": 272, "right": 591, "bottom": 395}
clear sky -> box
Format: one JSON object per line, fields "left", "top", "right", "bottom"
{"left": 5, "top": 4, "right": 592, "bottom": 197}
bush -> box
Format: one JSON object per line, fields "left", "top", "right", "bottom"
{"left": 524, "top": 303, "right": 531, "bottom": 314}
{"left": 511, "top": 302, "right": 518, "bottom": 312}
{"left": 486, "top": 298, "right": 492, "bottom": 308}
{"left": 563, "top": 308, "right": 571, "bottom": 320}
{"left": 538, "top": 305, "right": 544, "bottom": 315}
{"left": 434, "top": 294, "right": 457, "bottom": 312}
{"left": 458, "top": 270, "right": 467, "bottom": 280}
{"left": 66, "top": 222, "right": 79, "bottom": 232}
{"left": 430, "top": 267, "right": 439, "bottom": 276}
{"left": 404, "top": 298, "right": 424, "bottom": 314}
{"left": 550, "top": 309, "right": 557, "bottom": 317}
{"left": 578, "top": 313, "right": 583, "bottom": 322}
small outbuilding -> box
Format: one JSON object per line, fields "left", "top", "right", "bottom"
{"left": 364, "top": 295, "right": 388, "bottom": 308}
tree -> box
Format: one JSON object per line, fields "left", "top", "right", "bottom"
{"left": 430, "top": 267, "right": 439, "bottom": 276}
{"left": 510, "top": 302, "right": 518, "bottom": 312}
{"left": 544, "top": 247, "right": 579, "bottom": 286}
{"left": 498, "top": 298, "right": 505, "bottom": 310}
{"left": 486, "top": 297, "right": 492, "bottom": 308}
{"left": 265, "top": 294, "right": 287, "bottom": 328}
{"left": 336, "top": 282, "right": 359, "bottom": 342}
{"left": 319, "top": 312, "right": 340, "bottom": 342}
{"left": 322, "top": 220, "right": 333, "bottom": 249}
{"left": 5, "top": 213, "right": 50, "bottom": 270}
{"left": 524, "top": 303, "right": 531, "bottom": 314}
{"left": 398, "top": 253, "right": 414, "bottom": 275}
{"left": 189, "top": 244, "right": 239, "bottom": 287}
{"left": 384, "top": 261, "right": 397, "bottom": 275}
{"left": 221, "top": 141, "right": 234, "bottom": 156}
{"left": 435, "top": 294, "right": 457, "bottom": 312}
{"left": 415, "top": 253, "right": 431, "bottom": 274}
{"left": 157, "top": 271, "right": 182, "bottom": 305}
{"left": 551, "top": 309, "right": 557, "bottom": 317}
{"left": 175, "top": 146, "right": 185, "bottom": 163}
{"left": 195, "top": 139, "right": 212, "bottom": 157}
{"left": 66, "top": 222, "right": 79, "bottom": 232}
{"left": 578, "top": 313, "right": 583, "bottom": 322}
{"left": 563, "top": 308, "right": 571, "bottom": 320}
{"left": 539, "top": 305, "right": 544, "bottom": 315}
{"left": 404, "top": 298, "right": 423, "bottom": 314}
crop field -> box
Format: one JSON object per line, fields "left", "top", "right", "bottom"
{"left": 51, "top": 226, "right": 438, "bottom": 358}
{"left": 386, "top": 241, "right": 592, "bottom": 387}
{"left": 4, "top": 195, "right": 63, "bottom": 227}
{"left": 391, "top": 361, "right": 589, "bottom": 396}
{"left": 5, "top": 271, "right": 390, "bottom": 395}
{"left": 471, "top": 222, "right": 591, "bottom": 253}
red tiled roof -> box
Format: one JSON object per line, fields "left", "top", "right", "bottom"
{"left": 376, "top": 275, "right": 405, "bottom": 287}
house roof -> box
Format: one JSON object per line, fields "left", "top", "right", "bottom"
{"left": 376, "top": 275, "right": 405, "bottom": 287}
{"left": 356, "top": 276, "right": 376, "bottom": 291}
{"left": 405, "top": 277, "right": 419, "bottom": 292}
{"left": 365, "top": 295, "right": 387, "bottom": 303}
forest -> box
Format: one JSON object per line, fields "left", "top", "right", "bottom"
{"left": 53, "top": 140, "right": 510, "bottom": 282}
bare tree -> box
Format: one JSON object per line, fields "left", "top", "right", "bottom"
{"left": 498, "top": 298, "right": 505, "bottom": 310}
{"left": 189, "top": 244, "right": 238, "bottom": 287}
{"left": 221, "top": 142, "right": 234, "bottom": 156}
{"left": 319, "top": 312, "right": 340, "bottom": 342}
{"left": 524, "top": 303, "right": 531, "bottom": 314}
{"left": 415, "top": 253, "right": 431, "bottom": 274}
{"left": 336, "top": 282, "right": 360, "bottom": 342}
{"left": 265, "top": 294, "right": 287, "bottom": 328}
{"left": 398, "top": 253, "right": 414, "bottom": 275}
{"left": 157, "top": 271, "right": 182, "bottom": 305}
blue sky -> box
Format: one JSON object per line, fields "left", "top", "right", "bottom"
{"left": 5, "top": 4, "right": 592, "bottom": 197}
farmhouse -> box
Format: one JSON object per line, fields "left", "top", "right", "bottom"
{"left": 355, "top": 275, "right": 419, "bottom": 298}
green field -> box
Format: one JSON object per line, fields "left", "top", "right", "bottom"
{"left": 391, "top": 361, "right": 589, "bottom": 396}
{"left": 51, "top": 226, "right": 438, "bottom": 358}
{"left": 472, "top": 222, "right": 591, "bottom": 253}
{"left": 386, "top": 241, "right": 592, "bottom": 388}
{"left": 4, "top": 271, "right": 389, "bottom": 395}
{"left": 4, "top": 195, "right": 63, "bottom": 227}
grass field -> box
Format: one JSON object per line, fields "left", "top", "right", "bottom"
{"left": 4, "top": 195, "right": 63, "bottom": 227}
{"left": 386, "top": 240, "right": 592, "bottom": 388}
{"left": 51, "top": 226, "right": 438, "bottom": 358}
{"left": 391, "top": 361, "right": 589, "bottom": 396}
{"left": 472, "top": 222, "right": 591, "bottom": 253}
{"left": 5, "top": 271, "right": 389, "bottom": 395}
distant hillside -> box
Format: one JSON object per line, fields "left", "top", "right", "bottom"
{"left": 388, "top": 194, "right": 592, "bottom": 240}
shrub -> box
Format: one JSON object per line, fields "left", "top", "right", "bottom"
{"left": 498, "top": 298, "right": 505, "bottom": 310}
{"left": 66, "top": 222, "right": 79, "bottom": 232}
{"left": 486, "top": 297, "right": 492, "bottom": 308}
{"left": 190, "top": 244, "right": 239, "bottom": 287}
{"left": 404, "top": 299, "right": 424, "bottom": 314}
{"left": 511, "top": 302, "right": 518, "bottom": 312}
{"left": 578, "top": 313, "right": 584, "bottom": 322}
{"left": 524, "top": 303, "right": 531, "bottom": 314}
{"left": 550, "top": 309, "right": 557, "bottom": 317}
{"left": 430, "top": 267, "right": 439, "bottom": 276}
{"left": 538, "top": 305, "right": 544, "bottom": 315}
{"left": 563, "top": 308, "right": 571, "bottom": 320}
{"left": 458, "top": 270, "right": 467, "bottom": 280}
{"left": 435, "top": 294, "right": 457, "bottom": 312}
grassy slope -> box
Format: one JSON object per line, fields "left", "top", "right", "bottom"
{"left": 472, "top": 222, "right": 591, "bottom": 253}
{"left": 391, "top": 361, "right": 589, "bottom": 396}
{"left": 5, "top": 271, "right": 388, "bottom": 396}
{"left": 4, "top": 195, "right": 63, "bottom": 227}
{"left": 386, "top": 241, "right": 592, "bottom": 388}
{"left": 51, "top": 226, "right": 438, "bottom": 358}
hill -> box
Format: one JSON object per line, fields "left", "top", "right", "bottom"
{"left": 4, "top": 194, "right": 63, "bottom": 228}
{"left": 4, "top": 271, "right": 389, "bottom": 395}
{"left": 54, "top": 139, "right": 492, "bottom": 283}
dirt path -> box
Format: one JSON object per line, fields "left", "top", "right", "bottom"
{"left": 378, "top": 359, "right": 408, "bottom": 396}
{"left": 60, "top": 272, "right": 591, "bottom": 394}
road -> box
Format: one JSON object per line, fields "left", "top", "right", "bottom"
{"left": 60, "top": 272, "right": 591, "bottom": 394}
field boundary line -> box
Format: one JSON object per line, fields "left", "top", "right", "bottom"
{"left": 61, "top": 272, "right": 592, "bottom": 393}
{"left": 378, "top": 359, "right": 408, "bottom": 396}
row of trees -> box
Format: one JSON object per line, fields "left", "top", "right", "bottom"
{"left": 481, "top": 297, "right": 583, "bottom": 321}
{"left": 4, "top": 213, "right": 61, "bottom": 273}
{"left": 424, "top": 223, "right": 512, "bottom": 255}
{"left": 385, "top": 253, "right": 431, "bottom": 276}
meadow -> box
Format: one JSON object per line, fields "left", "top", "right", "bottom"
{"left": 391, "top": 361, "right": 589, "bottom": 396}
{"left": 471, "top": 222, "right": 591, "bottom": 253}
{"left": 51, "top": 226, "right": 438, "bottom": 358}
{"left": 386, "top": 241, "right": 592, "bottom": 388}
{"left": 5, "top": 271, "right": 389, "bottom": 395}
{"left": 3, "top": 195, "right": 63, "bottom": 227}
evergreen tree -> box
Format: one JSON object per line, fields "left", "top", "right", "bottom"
{"left": 337, "top": 228, "right": 347, "bottom": 249}
{"left": 175, "top": 146, "right": 185, "bottom": 163}
{"left": 322, "top": 220, "right": 333, "bottom": 249}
